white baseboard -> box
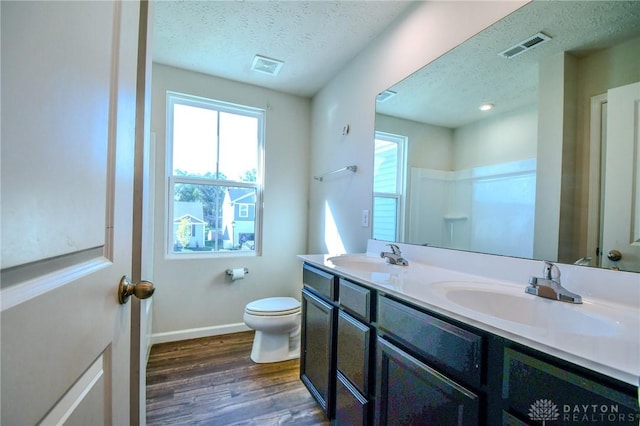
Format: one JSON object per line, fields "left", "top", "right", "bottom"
{"left": 150, "top": 322, "right": 251, "bottom": 345}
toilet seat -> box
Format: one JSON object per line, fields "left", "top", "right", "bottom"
{"left": 245, "top": 297, "right": 301, "bottom": 317}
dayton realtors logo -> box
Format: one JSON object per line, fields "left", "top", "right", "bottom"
{"left": 528, "top": 399, "right": 640, "bottom": 424}
{"left": 529, "top": 399, "right": 560, "bottom": 425}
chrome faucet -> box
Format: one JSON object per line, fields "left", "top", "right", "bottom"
{"left": 380, "top": 244, "right": 409, "bottom": 266}
{"left": 525, "top": 261, "right": 582, "bottom": 304}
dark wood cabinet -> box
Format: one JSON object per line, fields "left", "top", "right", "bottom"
{"left": 300, "top": 287, "right": 337, "bottom": 418}
{"left": 377, "top": 295, "right": 483, "bottom": 388}
{"left": 336, "top": 371, "right": 370, "bottom": 426}
{"left": 375, "top": 337, "right": 480, "bottom": 426}
{"left": 337, "top": 307, "right": 372, "bottom": 396}
{"left": 300, "top": 262, "right": 639, "bottom": 426}
{"left": 339, "top": 278, "right": 373, "bottom": 322}
{"left": 303, "top": 263, "right": 337, "bottom": 301}
{"left": 335, "top": 279, "right": 376, "bottom": 425}
{"left": 502, "top": 348, "right": 639, "bottom": 426}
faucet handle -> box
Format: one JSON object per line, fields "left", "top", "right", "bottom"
{"left": 387, "top": 244, "right": 401, "bottom": 255}
{"left": 543, "top": 261, "right": 561, "bottom": 281}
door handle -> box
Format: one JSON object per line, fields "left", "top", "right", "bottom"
{"left": 607, "top": 249, "right": 622, "bottom": 262}
{"left": 118, "top": 275, "right": 155, "bottom": 304}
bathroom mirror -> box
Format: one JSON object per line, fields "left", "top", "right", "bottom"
{"left": 374, "top": 1, "right": 640, "bottom": 272}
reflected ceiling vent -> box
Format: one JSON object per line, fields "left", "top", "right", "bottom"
{"left": 499, "top": 32, "right": 551, "bottom": 59}
{"left": 376, "top": 90, "right": 396, "bottom": 102}
{"left": 251, "top": 54, "right": 284, "bottom": 76}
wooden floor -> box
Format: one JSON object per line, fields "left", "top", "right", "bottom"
{"left": 146, "top": 331, "right": 331, "bottom": 425}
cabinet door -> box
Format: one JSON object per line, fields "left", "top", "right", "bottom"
{"left": 376, "top": 337, "right": 479, "bottom": 426}
{"left": 336, "top": 371, "right": 369, "bottom": 426}
{"left": 337, "top": 310, "right": 372, "bottom": 396}
{"left": 301, "top": 288, "right": 337, "bottom": 418}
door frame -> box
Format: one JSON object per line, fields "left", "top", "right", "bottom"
{"left": 587, "top": 92, "right": 608, "bottom": 268}
{"left": 130, "top": 1, "right": 154, "bottom": 424}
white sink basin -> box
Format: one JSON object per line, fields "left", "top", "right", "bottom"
{"left": 326, "top": 254, "right": 405, "bottom": 274}
{"left": 427, "top": 281, "right": 623, "bottom": 337}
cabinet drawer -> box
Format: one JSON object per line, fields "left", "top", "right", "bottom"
{"left": 337, "top": 310, "right": 372, "bottom": 395}
{"left": 503, "top": 348, "right": 639, "bottom": 424}
{"left": 378, "top": 295, "right": 483, "bottom": 388}
{"left": 303, "top": 263, "right": 337, "bottom": 301}
{"left": 336, "top": 371, "right": 369, "bottom": 426}
{"left": 339, "top": 278, "right": 373, "bottom": 322}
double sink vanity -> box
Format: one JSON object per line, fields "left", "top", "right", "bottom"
{"left": 297, "top": 240, "right": 639, "bottom": 425}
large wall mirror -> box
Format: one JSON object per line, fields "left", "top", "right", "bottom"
{"left": 374, "top": 1, "right": 640, "bottom": 272}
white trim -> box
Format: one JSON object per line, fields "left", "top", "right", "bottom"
{"left": 165, "top": 91, "right": 265, "bottom": 258}
{"left": 587, "top": 93, "right": 607, "bottom": 267}
{"left": 0, "top": 257, "right": 110, "bottom": 312}
{"left": 150, "top": 322, "right": 251, "bottom": 345}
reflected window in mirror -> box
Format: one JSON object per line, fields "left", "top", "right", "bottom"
{"left": 372, "top": 1, "right": 640, "bottom": 272}
{"left": 373, "top": 132, "right": 406, "bottom": 241}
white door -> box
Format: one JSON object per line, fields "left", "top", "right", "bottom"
{"left": 601, "top": 81, "right": 640, "bottom": 272}
{"left": 1, "top": 1, "right": 144, "bottom": 425}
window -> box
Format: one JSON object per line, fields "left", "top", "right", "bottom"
{"left": 238, "top": 204, "right": 249, "bottom": 218}
{"left": 373, "top": 132, "right": 406, "bottom": 241}
{"left": 167, "top": 92, "right": 264, "bottom": 255}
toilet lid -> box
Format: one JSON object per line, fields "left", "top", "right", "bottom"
{"left": 245, "top": 297, "right": 301, "bottom": 316}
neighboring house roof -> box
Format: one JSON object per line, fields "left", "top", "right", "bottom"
{"left": 174, "top": 201, "right": 205, "bottom": 222}
{"left": 227, "top": 188, "right": 255, "bottom": 204}
{"left": 173, "top": 214, "right": 206, "bottom": 225}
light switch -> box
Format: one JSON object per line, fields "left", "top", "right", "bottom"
{"left": 361, "top": 209, "right": 369, "bottom": 227}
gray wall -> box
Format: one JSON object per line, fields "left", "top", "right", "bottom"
{"left": 150, "top": 64, "right": 310, "bottom": 340}
{"left": 307, "top": 1, "right": 527, "bottom": 254}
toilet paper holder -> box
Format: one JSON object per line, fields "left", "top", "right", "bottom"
{"left": 226, "top": 267, "right": 249, "bottom": 276}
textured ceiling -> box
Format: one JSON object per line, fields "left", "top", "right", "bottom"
{"left": 376, "top": 1, "right": 640, "bottom": 128}
{"left": 153, "top": 0, "right": 416, "bottom": 97}
{"left": 154, "top": 1, "right": 640, "bottom": 123}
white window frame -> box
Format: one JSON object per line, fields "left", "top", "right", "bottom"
{"left": 166, "top": 91, "right": 265, "bottom": 258}
{"left": 373, "top": 131, "right": 407, "bottom": 242}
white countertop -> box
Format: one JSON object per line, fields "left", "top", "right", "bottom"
{"left": 298, "top": 251, "right": 640, "bottom": 387}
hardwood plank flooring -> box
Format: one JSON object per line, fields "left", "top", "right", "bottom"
{"left": 146, "top": 331, "right": 331, "bottom": 425}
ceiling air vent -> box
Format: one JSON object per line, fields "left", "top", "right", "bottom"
{"left": 499, "top": 32, "right": 551, "bottom": 59}
{"left": 251, "top": 55, "right": 284, "bottom": 76}
{"left": 376, "top": 90, "right": 396, "bottom": 102}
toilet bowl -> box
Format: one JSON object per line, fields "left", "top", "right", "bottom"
{"left": 243, "top": 297, "right": 301, "bottom": 363}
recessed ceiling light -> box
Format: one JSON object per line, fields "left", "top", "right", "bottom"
{"left": 251, "top": 55, "right": 284, "bottom": 76}
{"left": 479, "top": 103, "right": 494, "bottom": 111}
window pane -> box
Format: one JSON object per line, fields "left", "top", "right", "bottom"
{"left": 172, "top": 104, "right": 218, "bottom": 177}
{"left": 374, "top": 139, "right": 398, "bottom": 193}
{"left": 373, "top": 196, "right": 398, "bottom": 241}
{"left": 167, "top": 92, "right": 264, "bottom": 257}
{"left": 219, "top": 112, "right": 259, "bottom": 182}
{"left": 172, "top": 183, "right": 257, "bottom": 253}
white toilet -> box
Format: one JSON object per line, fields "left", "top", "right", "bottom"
{"left": 243, "top": 297, "right": 301, "bottom": 363}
